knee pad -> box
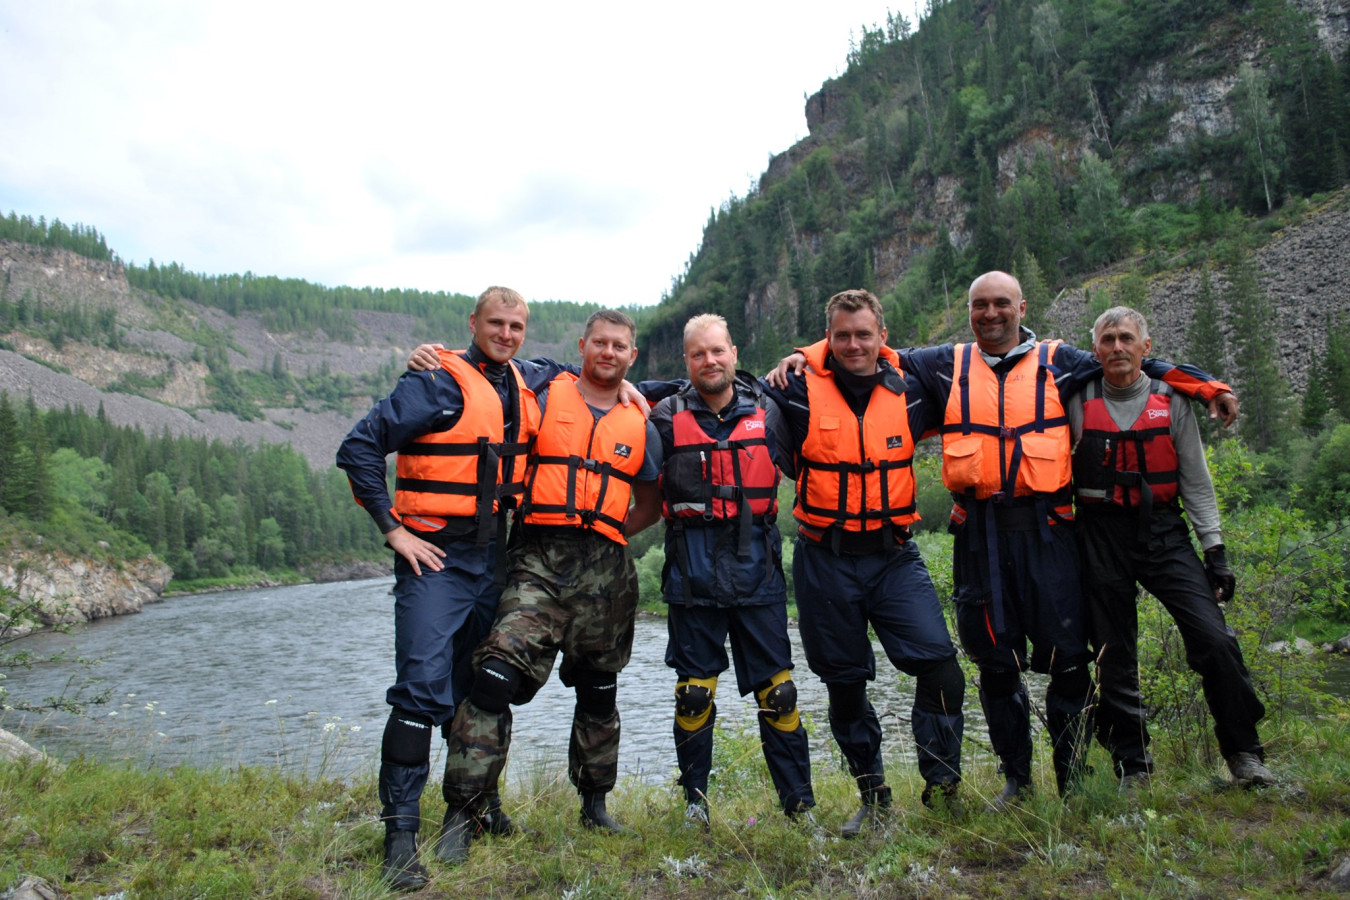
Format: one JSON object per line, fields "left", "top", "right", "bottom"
{"left": 755, "top": 670, "right": 801, "bottom": 733}
{"left": 381, "top": 709, "right": 433, "bottom": 767}
{"left": 979, "top": 667, "right": 1023, "bottom": 700}
{"left": 914, "top": 656, "right": 966, "bottom": 715}
{"left": 675, "top": 676, "right": 717, "bottom": 732}
{"left": 573, "top": 669, "right": 619, "bottom": 717}
{"left": 468, "top": 657, "right": 523, "bottom": 715}
{"left": 826, "top": 681, "right": 869, "bottom": 728}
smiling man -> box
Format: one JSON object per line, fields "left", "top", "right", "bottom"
{"left": 336, "top": 285, "right": 577, "bottom": 889}
{"left": 436, "top": 310, "right": 661, "bottom": 864}
{"left": 762, "top": 289, "right": 967, "bottom": 833}
{"left": 1070, "top": 306, "right": 1275, "bottom": 792}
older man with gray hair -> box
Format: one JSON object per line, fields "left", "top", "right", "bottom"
{"left": 1070, "top": 305, "right": 1275, "bottom": 791}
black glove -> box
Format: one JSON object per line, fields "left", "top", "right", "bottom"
{"left": 1204, "top": 545, "right": 1235, "bottom": 604}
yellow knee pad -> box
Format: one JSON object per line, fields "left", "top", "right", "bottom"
{"left": 675, "top": 676, "right": 718, "bottom": 732}
{"left": 756, "top": 669, "right": 801, "bottom": 732}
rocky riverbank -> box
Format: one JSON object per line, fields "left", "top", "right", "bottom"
{"left": 0, "top": 550, "right": 172, "bottom": 636}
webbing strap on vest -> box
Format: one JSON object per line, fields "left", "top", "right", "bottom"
{"left": 528, "top": 454, "right": 634, "bottom": 534}
{"left": 396, "top": 436, "right": 533, "bottom": 545}
{"left": 797, "top": 456, "right": 916, "bottom": 527}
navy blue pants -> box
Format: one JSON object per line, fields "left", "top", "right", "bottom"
{"left": 794, "top": 537, "right": 964, "bottom": 791}
{"left": 1079, "top": 510, "right": 1265, "bottom": 775}
{"left": 380, "top": 536, "right": 500, "bottom": 833}
{"left": 666, "top": 602, "right": 814, "bottom": 812}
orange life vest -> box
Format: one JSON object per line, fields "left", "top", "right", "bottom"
{"left": 939, "top": 341, "right": 1071, "bottom": 499}
{"left": 522, "top": 374, "right": 647, "bottom": 545}
{"left": 1074, "top": 379, "right": 1180, "bottom": 510}
{"left": 394, "top": 350, "right": 539, "bottom": 537}
{"left": 794, "top": 339, "right": 919, "bottom": 533}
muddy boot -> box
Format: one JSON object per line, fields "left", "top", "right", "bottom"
{"left": 921, "top": 781, "right": 964, "bottom": 817}
{"left": 382, "top": 829, "right": 429, "bottom": 891}
{"left": 580, "top": 791, "right": 633, "bottom": 835}
{"left": 841, "top": 783, "right": 892, "bottom": 838}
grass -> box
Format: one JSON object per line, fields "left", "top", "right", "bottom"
{"left": 3, "top": 711, "right": 1349, "bottom": 898}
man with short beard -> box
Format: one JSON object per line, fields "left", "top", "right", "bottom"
{"left": 627, "top": 314, "right": 815, "bottom": 828}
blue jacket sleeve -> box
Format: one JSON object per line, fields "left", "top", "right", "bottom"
{"left": 896, "top": 344, "right": 956, "bottom": 440}
{"left": 335, "top": 371, "right": 465, "bottom": 532}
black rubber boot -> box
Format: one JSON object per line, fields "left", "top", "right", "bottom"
{"left": 480, "top": 794, "right": 522, "bottom": 836}
{"left": 382, "top": 829, "right": 429, "bottom": 891}
{"left": 433, "top": 806, "right": 479, "bottom": 865}
{"left": 840, "top": 783, "right": 892, "bottom": 838}
{"left": 580, "top": 791, "right": 633, "bottom": 834}
{"left": 989, "top": 775, "right": 1033, "bottom": 812}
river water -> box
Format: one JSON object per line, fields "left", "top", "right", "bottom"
{"left": 2, "top": 579, "right": 957, "bottom": 786}
{"left": 8, "top": 580, "right": 1348, "bottom": 789}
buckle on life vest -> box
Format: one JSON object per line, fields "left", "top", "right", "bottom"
{"left": 990, "top": 491, "right": 1008, "bottom": 504}
{"left": 999, "top": 425, "right": 1016, "bottom": 439}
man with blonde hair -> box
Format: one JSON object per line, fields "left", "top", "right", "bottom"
{"left": 628, "top": 313, "right": 815, "bottom": 828}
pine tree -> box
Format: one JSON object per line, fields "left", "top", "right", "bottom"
{"left": 0, "top": 394, "right": 18, "bottom": 514}
{"left": 1014, "top": 250, "right": 1052, "bottom": 339}
{"left": 1225, "top": 248, "right": 1290, "bottom": 452}
{"left": 1301, "top": 354, "right": 1330, "bottom": 433}
{"left": 1186, "top": 266, "right": 1227, "bottom": 381}
{"left": 1325, "top": 319, "right": 1350, "bottom": 420}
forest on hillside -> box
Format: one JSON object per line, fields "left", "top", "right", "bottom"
{"left": 638, "top": 0, "right": 1350, "bottom": 374}
{"left": 0, "top": 392, "right": 383, "bottom": 583}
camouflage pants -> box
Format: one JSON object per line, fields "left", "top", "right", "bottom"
{"left": 442, "top": 529, "right": 638, "bottom": 806}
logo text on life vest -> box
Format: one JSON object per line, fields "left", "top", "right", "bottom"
{"left": 614, "top": 443, "right": 632, "bottom": 458}
{"left": 887, "top": 435, "right": 905, "bottom": 449}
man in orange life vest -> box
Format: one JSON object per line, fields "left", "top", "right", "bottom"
{"left": 337, "top": 286, "right": 578, "bottom": 889}
{"left": 1071, "top": 306, "right": 1274, "bottom": 790}
{"left": 771, "top": 273, "right": 1237, "bottom": 809}
{"left": 626, "top": 314, "right": 815, "bottom": 828}
{"left": 435, "top": 310, "right": 661, "bottom": 864}
{"left": 762, "top": 289, "right": 968, "bottom": 834}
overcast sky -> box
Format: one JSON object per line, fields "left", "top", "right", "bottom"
{"left": 0, "top": 2, "right": 921, "bottom": 308}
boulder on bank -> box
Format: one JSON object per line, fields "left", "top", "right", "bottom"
{"left": 0, "top": 728, "right": 56, "bottom": 765}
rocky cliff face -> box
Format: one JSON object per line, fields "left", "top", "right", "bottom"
{"left": 1, "top": 550, "right": 173, "bottom": 634}
{"left": 1044, "top": 193, "right": 1350, "bottom": 388}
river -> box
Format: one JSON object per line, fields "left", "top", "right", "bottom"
{"left": 7, "top": 579, "right": 1347, "bottom": 789}
{"left": 1, "top": 579, "right": 957, "bottom": 786}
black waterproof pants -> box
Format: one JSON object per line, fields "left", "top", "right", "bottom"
{"left": 1078, "top": 510, "right": 1265, "bottom": 776}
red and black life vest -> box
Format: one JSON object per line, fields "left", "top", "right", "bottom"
{"left": 1073, "top": 378, "right": 1179, "bottom": 514}
{"left": 660, "top": 385, "right": 779, "bottom": 563}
